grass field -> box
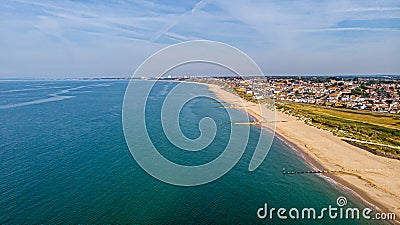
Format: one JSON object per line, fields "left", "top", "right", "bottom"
{"left": 276, "top": 101, "right": 400, "bottom": 157}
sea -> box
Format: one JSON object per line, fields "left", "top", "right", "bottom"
{"left": 0, "top": 80, "right": 388, "bottom": 224}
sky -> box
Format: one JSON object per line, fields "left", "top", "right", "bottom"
{"left": 1, "top": 0, "right": 400, "bottom": 78}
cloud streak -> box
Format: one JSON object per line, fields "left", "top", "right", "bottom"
{"left": 0, "top": 0, "right": 399, "bottom": 77}
{"left": 150, "top": 0, "right": 208, "bottom": 42}
{"left": 296, "top": 27, "right": 400, "bottom": 32}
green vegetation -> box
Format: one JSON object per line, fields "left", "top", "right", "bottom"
{"left": 233, "top": 87, "right": 256, "bottom": 102}
{"left": 276, "top": 101, "right": 400, "bottom": 157}
{"left": 351, "top": 88, "right": 367, "bottom": 97}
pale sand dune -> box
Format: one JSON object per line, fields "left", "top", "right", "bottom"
{"left": 203, "top": 82, "right": 400, "bottom": 221}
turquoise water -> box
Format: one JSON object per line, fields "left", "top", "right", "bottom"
{"left": 0, "top": 80, "right": 384, "bottom": 224}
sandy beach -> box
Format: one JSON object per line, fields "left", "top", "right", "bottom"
{"left": 202, "top": 82, "right": 400, "bottom": 222}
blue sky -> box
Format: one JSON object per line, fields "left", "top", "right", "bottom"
{"left": 1, "top": 0, "right": 399, "bottom": 77}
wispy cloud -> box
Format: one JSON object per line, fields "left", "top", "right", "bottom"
{"left": 338, "top": 7, "right": 400, "bottom": 13}
{"left": 296, "top": 27, "right": 400, "bottom": 32}
{"left": 150, "top": 0, "right": 208, "bottom": 42}
{"left": 0, "top": 0, "right": 399, "bottom": 77}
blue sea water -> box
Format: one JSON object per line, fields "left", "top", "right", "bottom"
{"left": 0, "top": 80, "right": 386, "bottom": 224}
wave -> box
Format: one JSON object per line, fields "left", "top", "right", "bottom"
{"left": 0, "top": 95, "right": 75, "bottom": 109}
{"left": 1, "top": 86, "right": 72, "bottom": 93}
{"left": 0, "top": 83, "right": 112, "bottom": 110}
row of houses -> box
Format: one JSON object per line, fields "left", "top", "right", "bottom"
{"left": 221, "top": 77, "right": 400, "bottom": 114}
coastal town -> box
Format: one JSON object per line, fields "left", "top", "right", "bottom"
{"left": 206, "top": 76, "right": 400, "bottom": 114}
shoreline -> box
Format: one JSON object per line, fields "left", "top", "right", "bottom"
{"left": 273, "top": 129, "right": 390, "bottom": 215}
{"left": 196, "top": 81, "right": 400, "bottom": 223}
